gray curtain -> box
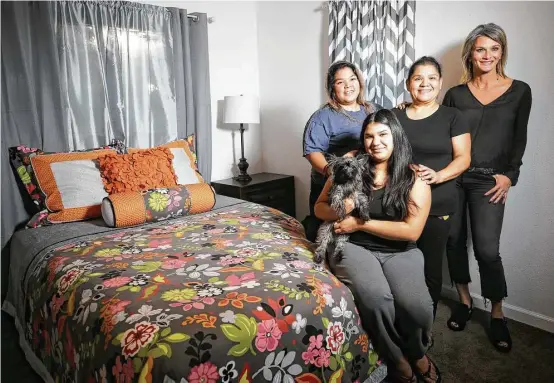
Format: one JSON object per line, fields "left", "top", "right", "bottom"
{"left": 1, "top": 1, "right": 212, "bottom": 248}
{"left": 328, "top": 0, "right": 416, "bottom": 108}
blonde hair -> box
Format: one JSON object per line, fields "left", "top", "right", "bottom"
{"left": 461, "top": 23, "right": 508, "bottom": 83}
{"left": 325, "top": 61, "right": 374, "bottom": 113}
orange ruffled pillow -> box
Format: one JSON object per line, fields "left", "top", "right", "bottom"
{"left": 98, "top": 148, "right": 178, "bottom": 194}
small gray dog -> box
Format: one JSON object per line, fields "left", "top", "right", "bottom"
{"left": 313, "top": 155, "right": 371, "bottom": 264}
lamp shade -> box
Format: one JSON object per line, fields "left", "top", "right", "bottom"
{"left": 223, "top": 95, "right": 260, "bottom": 124}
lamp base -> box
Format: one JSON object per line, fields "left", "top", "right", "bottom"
{"left": 233, "top": 157, "right": 252, "bottom": 183}
{"left": 233, "top": 173, "right": 252, "bottom": 183}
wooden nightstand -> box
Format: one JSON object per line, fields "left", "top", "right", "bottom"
{"left": 211, "top": 172, "right": 296, "bottom": 217}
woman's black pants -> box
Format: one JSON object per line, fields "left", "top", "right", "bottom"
{"left": 446, "top": 172, "right": 507, "bottom": 302}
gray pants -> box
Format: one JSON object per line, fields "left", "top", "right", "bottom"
{"left": 328, "top": 242, "right": 433, "bottom": 365}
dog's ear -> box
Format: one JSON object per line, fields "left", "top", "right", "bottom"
{"left": 356, "top": 153, "right": 370, "bottom": 168}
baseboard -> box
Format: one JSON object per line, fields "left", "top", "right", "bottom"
{"left": 441, "top": 285, "right": 554, "bottom": 334}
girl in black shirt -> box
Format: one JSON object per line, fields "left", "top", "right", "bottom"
{"left": 316, "top": 110, "right": 440, "bottom": 383}
{"left": 393, "top": 57, "right": 471, "bottom": 320}
{"left": 443, "top": 23, "right": 532, "bottom": 353}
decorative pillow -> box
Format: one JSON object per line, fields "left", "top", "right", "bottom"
{"left": 98, "top": 148, "right": 178, "bottom": 194}
{"left": 9, "top": 139, "right": 126, "bottom": 212}
{"left": 128, "top": 135, "right": 204, "bottom": 184}
{"left": 30, "top": 148, "right": 120, "bottom": 223}
{"left": 101, "top": 183, "right": 216, "bottom": 228}
{"left": 8, "top": 146, "right": 45, "bottom": 211}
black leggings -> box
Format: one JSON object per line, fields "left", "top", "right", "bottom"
{"left": 446, "top": 172, "right": 507, "bottom": 302}
{"left": 417, "top": 216, "right": 451, "bottom": 318}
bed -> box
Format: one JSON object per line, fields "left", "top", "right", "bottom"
{"left": 3, "top": 194, "right": 387, "bottom": 383}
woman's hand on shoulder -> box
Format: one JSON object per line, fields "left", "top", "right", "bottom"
{"left": 395, "top": 101, "right": 411, "bottom": 110}
{"left": 415, "top": 164, "right": 443, "bottom": 185}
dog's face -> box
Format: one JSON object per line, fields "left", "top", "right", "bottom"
{"left": 330, "top": 156, "right": 365, "bottom": 185}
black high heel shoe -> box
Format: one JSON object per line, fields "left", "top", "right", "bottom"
{"left": 490, "top": 316, "right": 512, "bottom": 353}
{"left": 447, "top": 300, "right": 473, "bottom": 331}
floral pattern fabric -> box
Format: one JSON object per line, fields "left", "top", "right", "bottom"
{"left": 24, "top": 203, "right": 386, "bottom": 383}
{"left": 104, "top": 184, "right": 215, "bottom": 228}
{"left": 143, "top": 184, "right": 215, "bottom": 222}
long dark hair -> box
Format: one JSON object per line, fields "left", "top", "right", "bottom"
{"left": 358, "top": 109, "right": 416, "bottom": 220}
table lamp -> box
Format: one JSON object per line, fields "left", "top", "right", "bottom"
{"left": 223, "top": 95, "right": 260, "bottom": 183}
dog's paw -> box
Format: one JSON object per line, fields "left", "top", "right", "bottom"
{"left": 313, "top": 251, "right": 324, "bottom": 264}
{"left": 357, "top": 196, "right": 372, "bottom": 221}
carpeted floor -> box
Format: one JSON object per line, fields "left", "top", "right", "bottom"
{"left": 2, "top": 299, "right": 554, "bottom": 382}
{"left": 429, "top": 300, "right": 554, "bottom": 382}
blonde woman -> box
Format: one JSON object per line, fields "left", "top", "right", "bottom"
{"left": 302, "top": 61, "right": 381, "bottom": 241}
{"left": 443, "top": 23, "right": 532, "bottom": 353}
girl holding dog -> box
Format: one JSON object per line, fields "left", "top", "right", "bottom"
{"left": 315, "top": 109, "right": 440, "bottom": 383}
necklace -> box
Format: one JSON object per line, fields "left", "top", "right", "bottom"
{"left": 338, "top": 107, "right": 365, "bottom": 124}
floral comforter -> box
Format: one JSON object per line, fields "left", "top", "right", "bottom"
{"left": 22, "top": 203, "right": 386, "bottom": 383}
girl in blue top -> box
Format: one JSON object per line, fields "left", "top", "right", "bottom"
{"left": 302, "top": 60, "right": 380, "bottom": 241}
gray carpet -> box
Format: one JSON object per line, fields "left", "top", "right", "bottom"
{"left": 2, "top": 299, "right": 554, "bottom": 382}
{"left": 429, "top": 300, "right": 554, "bottom": 382}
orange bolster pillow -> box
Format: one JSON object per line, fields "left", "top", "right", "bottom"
{"left": 101, "top": 184, "right": 216, "bottom": 228}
